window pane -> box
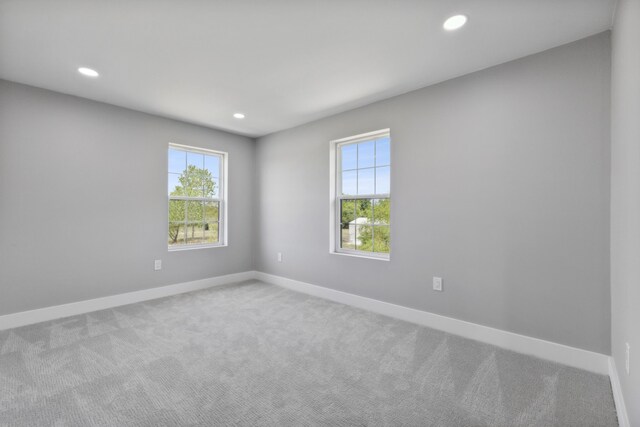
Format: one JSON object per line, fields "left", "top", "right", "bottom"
{"left": 358, "top": 140, "right": 375, "bottom": 168}
{"left": 182, "top": 171, "right": 205, "bottom": 198}
{"left": 204, "top": 155, "right": 220, "bottom": 178}
{"left": 168, "top": 222, "right": 186, "bottom": 245}
{"left": 373, "top": 226, "right": 390, "bottom": 253}
{"left": 357, "top": 199, "right": 374, "bottom": 223}
{"left": 375, "top": 137, "right": 390, "bottom": 167}
{"left": 375, "top": 166, "right": 390, "bottom": 195}
{"left": 187, "top": 200, "right": 204, "bottom": 223}
{"left": 373, "top": 199, "right": 390, "bottom": 224}
{"left": 341, "top": 223, "right": 356, "bottom": 249}
{"left": 205, "top": 222, "right": 219, "bottom": 243}
{"left": 186, "top": 223, "right": 205, "bottom": 245}
{"left": 187, "top": 151, "right": 204, "bottom": 169}
{"left": 341, "top": 144, "right": 357, "bottom": 170}
{"left": 358, "top": 168, "right": 375, "bottom": 195}
{"left": 168, "top": 149, "right": 186, "bottom": 174}
{"left": 187, "top": 184, "right": 204, "bottom": 198}
{"left": 340, "top": 199, "right": 357, "bottom": 224}
{"left": 356, "top": 224, "right": 373, "bottom": 252}
{"left": 211, "top": 177, "right": 220, "bottom": 198}
{"left": 342, "top": 170, "right": 357, "bottom": 195}
{"left": 203, "top": 175, "right": 217, "bottom": 198}
{"left": 169, "top": 199, "right": 185, "bottom": 223}
{"left": 168, "top": 173, "right": 182, "bottom": 196}
{"left": 204, "top": 201, "right": 219, "bottom": 223}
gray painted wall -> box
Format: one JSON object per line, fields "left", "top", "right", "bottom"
{"left": 0, "top": 33, "right": 615, "bottom": 360}
{"left": 0, "top": 80, "right": 255, "bottom": 316}
{"left": 256, "top": 33, "right": 611, "bottom": 354}
{"left": 611, "top": 0, "right": 640, "bottom": 422}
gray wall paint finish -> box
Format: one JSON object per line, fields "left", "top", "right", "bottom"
{"left": 256, "top": 33, "right": 611, "bottom": 354}
{"left": 610, "top": 0, "right": 640, "bottom": 423}
{"left": 0, "top": 80, "right": 255, "bottom": 316}
{"left": 0, "top": 32, "right": 613, "bottom": 360}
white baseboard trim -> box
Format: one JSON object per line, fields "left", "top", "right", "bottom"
{"left": 0, "top": 271, "right": 256, "bottom": 331}
{"left": 255, "top": 271, "right": 610, "bottom": 375}
{"left": 609, "top": 357, "right": 631, "bottom": 427}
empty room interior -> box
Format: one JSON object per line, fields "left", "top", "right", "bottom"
{"left": 0, "top": 0, "right": 639, "bottom": 425}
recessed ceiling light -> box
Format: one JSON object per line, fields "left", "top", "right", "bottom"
{"left": 78, "top": 67, "right": 99, "bottom": 77}
{"left": 233, "top": 113, "right": 245, "bottom": 119}
{"left": 443, "top": 14, "right": 467, "bottom": 31}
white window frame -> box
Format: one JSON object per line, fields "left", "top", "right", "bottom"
{"left": 168, "top": 143, "right": 228, "bottom": 251}
{"left": 329, "top": 129, "right": 391, "bottom": 260}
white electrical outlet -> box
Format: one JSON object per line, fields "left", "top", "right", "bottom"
{"left": 626, "top": 342, "right": 630, "bottom": 375}
{"left": 154, "top": 259, "right": 162, "bottom": 271}
{"left": 277, "top": 252, "right": 283, "bottom": 262}
{"left": 433, "top": 277, "right": 443, "bottom": 291}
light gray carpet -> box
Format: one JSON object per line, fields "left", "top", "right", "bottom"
{"left": 0, "top": 280, "right": 617, "bottom": 426}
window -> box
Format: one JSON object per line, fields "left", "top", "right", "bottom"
{"left": 331, "top": 129, "right": 390, "bottom": 259}
{"left": 168, "top": 143, "right": 227, "bottom": 249}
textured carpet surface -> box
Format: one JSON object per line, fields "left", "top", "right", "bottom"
{"left": 0, "top": 280, "right": 617, "bottom": 426}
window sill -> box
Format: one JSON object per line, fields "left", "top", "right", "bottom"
{"left": 330, "top": 250, "right": 390, "bottom": 261}
{"left": 168, "top": 244, "right": 228, "bottom": 252}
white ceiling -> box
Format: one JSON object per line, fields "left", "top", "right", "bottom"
{"left": 0, "top": 0, "right": 615, "bottom": 137}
